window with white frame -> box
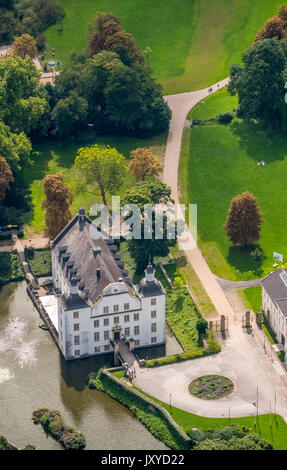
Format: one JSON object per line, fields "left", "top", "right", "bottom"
{"left": 135, "top": 340, "right": 140, "bottom": 346}
{"left": 113, "top": 305, "right": 119, "bottom": 312}
{"left": 151, "top": 298, "right": 156, "bottom": 306}
{"left": 74, "top": 349, "right": 80, "bottom": 356}
{"left": 94, "top": 346, "right": 101, "bottom": 353}
{"left": 74, "top": 323, "right": 79, "bottom": 331}
{"left": 94, "top": 332, "right": 100, "bottom": 342}
{"left": 124, "top": 327, "right": 130, "bottom": 337}
{"left": 124, "top": 314, "right": 130, "bottom": 322}
{"left": 151, "top": 337, "right": 157, "bottom": 344}
{"left": 104, "top": 344, "right": 110, "bottom": 352}
{"left": 151, "top": 323, "right": 157, "bottom": 333}
{"left": 124, "top": 303, "right": 130, "bottom": 310}
{"left": 134, "top": 313, "right": 139, "bottom": 321}
{"left": 151, "top": 310, "right": 156, "bottom": 318}
{"left": 103, "top": 306, "right": 109, "bottom": 314}
{"left": 94, "top": 319, "right": 99, "bottom": 328}
{"left": 104, "top": 318, "right": 109, "bottom": 326}
{"left": 73, "top": 311, "right": 79, "bottom": 319}
{"left": 74, "top": 335, "right": 80, "bottom": 345}
{"left": 104, "top": 330, "right": 109, "bottom": 340}
{"left": 114, "top": 316, "right": 119, "bottom": 324}
{"left": 134, "top": 325, "right": 140, "bottom": 336}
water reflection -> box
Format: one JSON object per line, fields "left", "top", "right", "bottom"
{"left": 0, "top": 282, "right": 166, "bottom": 450}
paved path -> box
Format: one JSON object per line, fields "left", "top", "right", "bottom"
{"left": 135, "top": 321, "right": 287, "bottom": 420}
{"left": 163, "top": 78, "right": 235, "bottom": 319}
{"left": 214, "top": 275, "right": 261, "bottom": 293}
{"left": 137, "top": 78, "right": 287, "bottom": 420}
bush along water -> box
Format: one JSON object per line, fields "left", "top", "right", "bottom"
{"left": 88, "top": 368, "right": 191, "bottom": 450}
{"left": 32, "top": 408, "right": 86, "bottom": 450}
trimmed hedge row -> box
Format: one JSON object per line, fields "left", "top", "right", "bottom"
{"left": 145, "top": 330, "right": 221, "bottom": 367}
{"left": 89, "top": 369, "right": 191, "bottom": 450}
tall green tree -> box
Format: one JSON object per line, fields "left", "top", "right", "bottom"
{"left": 0, "top": 56, "right": 48, "bottom": 134}
{"left": 228, "top": 39, "right": 285, "bottom": 128}
{"left": 225, "top": 191, "right": 263, "bottom": 247}
{"left": 75, "top": 144, "right": 127, "bottom": 206}
{"left": 0, "top": 121, "right": 31, "bottom": 174}
{"left": 51, "top": 91, "right": 88, "bottom": 137}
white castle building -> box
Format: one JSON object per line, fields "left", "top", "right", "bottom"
{"left": 261, "top": 269, "right": 287, "bottom": 353}
{"left": 51, "top": 208, "right": 166, "bottom": 360}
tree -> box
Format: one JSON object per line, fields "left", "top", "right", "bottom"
{"left": 279, "top": 5, "right": 287, "bottom": 27}
{"left": 224, "top": 192, "right": 263, "bottom": 246}
{"left": 254, "top": 16, "right": 286, "bottom": 42}
{"left": 75, "top": 144, "right": 127, "bottom": 206}
{"left": 228, "top": 39, "right": 285, "bottom": 128}
{"left": 51, "top": 91, "right": 88, "bottom": 137}
{"left": 0, "top": 121, "right": 31, "bottom": 174}
{"left": 0, "top": 56, "right": 48, "bottom": 134}
{"left": 42, "top": 173, "right": 73, "bottom": 240}
{"left": 122, "top": 180, "right": 176, "bottom": 269}
{"left": 0, "top": 157, "right": 14, "bottom": 200}
{"left": 11, "top": 33, "right": 38, "bottom": 59}
{"left": 104, "top": 30, "right": 145, "bottom": 64}
{"left": 129, "top": 147, "right": 163, "bottom": 180}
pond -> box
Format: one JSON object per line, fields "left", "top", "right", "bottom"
{"left": 0, "top": 281, "right": 167, "bottom": 450}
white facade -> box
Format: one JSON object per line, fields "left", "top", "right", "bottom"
{"left": 262, "top": 285, "right": 287, "bottom": 348}
{"left": 51, "top": 212, "right": 166, "bottom": 360}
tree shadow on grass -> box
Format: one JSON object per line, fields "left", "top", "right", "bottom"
{"left": 230, "top": 120, "right": 287, "bottom": 164}
{"left": 226, "top": 244, "right": 266, "bottom": 279}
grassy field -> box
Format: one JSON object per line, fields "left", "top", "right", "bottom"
{"left": 26, "top": 249, "right": 52, "bottom": 277}
{"left": 179, "top": 87, "right": 287, "bottom": 281}
{"left": 138, "top": 389, "right": 287, "bottom": 450}
{"left": 44, "top": 0, "right": 283, "bottom": 94}
{"left": 22, "top": 132, "right": 167, "bottom": 236}
{"left": 240, "top": 286, "right": 262, "bottom": 313}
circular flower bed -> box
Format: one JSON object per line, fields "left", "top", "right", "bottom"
{"left": 188, "top": 375, "right": 234, "bottom": 400}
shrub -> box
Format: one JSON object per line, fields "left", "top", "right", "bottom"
{"left": 218, "top": 112, "right": 233, "bottom": 124}
{"left": 32, "top": 408, "right": 86, "bottom": 450}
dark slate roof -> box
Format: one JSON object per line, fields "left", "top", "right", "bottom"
{"left": 52, "top": 212, "right": 137, "bottom": 306}
{"left": 137, "top": 278, "right": 165, "bottom": 298}
{"left": 58, "top": 292, "right": 89, "bottom": 310}
{"left": 261, "top": 269, "right": 287, "bottom": 316}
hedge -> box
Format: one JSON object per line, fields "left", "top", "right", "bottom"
{"left": 145, "top": 330, "right": 220, "bottom": 367}
{"left": 89, "top": 369, "right": 191, "bottom": 450}
{"left": 0, "top": 252, "right": 24, "bottom": 285}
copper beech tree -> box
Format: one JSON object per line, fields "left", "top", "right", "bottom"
{"left": 0, "top": 156, "right": 14, "bottom": 200}
{"left": 225, "top": 191, "right": 263, "bottom": 247}
{"left": 42, "top": 173, "right": 73, "bottom": 240}
{"left": 128, "top": 147, "right": 163, "bottom": 181}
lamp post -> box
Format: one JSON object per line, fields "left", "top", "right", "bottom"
{"left": 169, "top": 394, "right": 172, "bottom": 414}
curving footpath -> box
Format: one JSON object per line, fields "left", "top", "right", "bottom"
{"left": 163, "top": 78, "right": 236, "bottom": 320}
{"left": 135, "top": 79, "right": 287, "bottom": 422}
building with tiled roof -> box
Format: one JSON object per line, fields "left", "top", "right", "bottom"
{"left": 51, "top": 208, "right": 166, "bottom": 360}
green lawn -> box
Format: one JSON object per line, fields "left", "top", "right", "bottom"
{"left": 188, "top": 87, "right": 238, "bottom": 121}
{"left": 26, "top": 249, "right": 52, "bottom": 277}
{"left": 44, "top": 0, "right": 283, "bottom": 94}
{"left": 138, "top": 389, "right": 287, "bottom": 450}
{"left": 179, "top": 88, "right": 287, "bottom": 281}
{"left": 240, "top": 286, "right": 262, "bottom": 313}
{"left": 22, "top": 132, "right": 167, "bottom": 236}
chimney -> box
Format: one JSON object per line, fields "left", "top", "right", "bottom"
{"left": 79, "top": 207, "right": 86, "bottom": 230}
{"left": 96, "top": 268, "right": 101, "bottom": 280}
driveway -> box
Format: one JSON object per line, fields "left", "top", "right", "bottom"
{"left": 135, "top": 321, "right": 287, "bottom": 421}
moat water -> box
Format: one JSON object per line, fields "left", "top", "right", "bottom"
{"left": 0, "top": 281, "right": 174, "bottom": 450}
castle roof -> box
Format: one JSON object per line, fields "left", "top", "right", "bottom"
{"left": 52, "top": 210, "right": 136, "bottom": 308}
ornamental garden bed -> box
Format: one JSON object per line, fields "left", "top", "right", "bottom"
{"left": 188, "top": 375, "right": 234, "bottom": 400}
